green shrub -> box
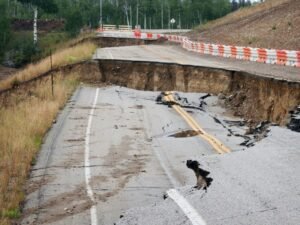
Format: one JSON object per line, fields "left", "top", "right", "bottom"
{"left": 65, "top": 9, "right": 84, "bottom": 37}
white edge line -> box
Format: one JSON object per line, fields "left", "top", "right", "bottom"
{"left": 167, "top": 189, "right": 207, "bottom": 225}
{"left": 85, "top": 88, "right": 99, "bottom": 225}
{"left": 144, "top": 107, "right": 205, "bottom": 225}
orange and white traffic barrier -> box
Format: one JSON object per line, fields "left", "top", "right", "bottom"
{"left": 257, "top": 48, "right": 267, "bottom": 63}
{"left": 96, "top": 29, "right": 300, "bottom": 68}
{"left": 147, "top": 33, "right": 153, "bottom": 39}
{"left": 276, "top": 50, "right": 287, "bottom": 66}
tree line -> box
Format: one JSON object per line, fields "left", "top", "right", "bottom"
{"left": 0, "top": 0, "right": 255, "bottom": 66}
{"left": 1, "top": 0, "right": 256, "bottom": 32}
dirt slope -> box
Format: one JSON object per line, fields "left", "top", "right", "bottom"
{"left": 188, "top": 0, "right": 300, "bottom": 50}
{"left": 12, "top": 19, "right": 65, "bottom": 32}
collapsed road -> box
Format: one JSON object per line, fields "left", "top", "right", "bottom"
{"left": 20, "top": 42, "right": 300, "bottom": 225}
{"left": 20, "top": 87, "right": 300, "bottom": 225}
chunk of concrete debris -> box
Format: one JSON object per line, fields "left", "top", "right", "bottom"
{"left": 186, "top": 160, "right": 213, "bottom": 191}
{"left": 288, "top": 106, "right": 300, "bottom": 132}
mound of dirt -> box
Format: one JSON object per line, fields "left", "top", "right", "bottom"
{"left": 12, "top": 19, "right": 65, "bottom": 32}
{"left": 188, "top": 0, "right": 300, "bottom": 50}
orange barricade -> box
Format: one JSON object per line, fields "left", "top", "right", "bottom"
{"left": 200, "top": 43, "right": 205, "bottom": 53}
{"left": 147, "top": 33, "right": 153, "bottom": 39}
{"left": 276, "top": 50, "right": 287, "bottom": 65}
{"left": 197, "top": 43, "right": 201, "bottom": 52}
{"left": 297, "top": 51, "right": 300, "bottom": 68}
{"left": 192, "top": 43, "right": 196, "bottom": 51}
{"left": 257, "top": 48, "right": 267, "bottom": 63}
{"left": 231, "top": 46, "right": 237, "bottom": 58}
{"left": 209, "top": 44, "right": 213, "bottom": 55}
{"left": 218, "top": 45, "right": 224, "bottom": 57}
{"left": 134, "top": 29, "right": 141, "bottom": 38}
{"left": 243, "top": 47, "right": 251, "bottom": 60}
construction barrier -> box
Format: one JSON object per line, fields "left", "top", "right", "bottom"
{"left": 170, "top": 35, "right": 300, "bottom": 68}
{"left": 96, "top": 29, "right": 300, "bottom": 68}
{"left": 119, "top": 25, "right": 132, "bottom": 32}
{"left": 102, "top": 25, "right": 117, "bottom": 31}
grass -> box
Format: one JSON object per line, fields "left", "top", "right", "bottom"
{"left": 196, "top": 0, "right": 291, "bottom": 31}
{"left": 39, "top": 31, "right": 95, "bottom": 58}
{"left": 0, "top": 71, "right": 81, "bottom": 225}
{"left": 0, "top": 41, "right": 97, "bottom": 92}
{"left": 2, "top": 209, "right": 21, "bottom": 219}
{"left": 39, "top": 32, "right": 69, "bottom": 52}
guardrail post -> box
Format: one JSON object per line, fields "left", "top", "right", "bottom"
{"left": 50, "top": 49, "right": 54, "bottom": 98}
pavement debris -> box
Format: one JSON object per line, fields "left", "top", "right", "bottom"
{"left": 186, "top": 160, "right": 213, "bottom": 191}
{"left": 169, "top": 130, "right": 201, "bottom": 138}
{"left": 288, "top": 106, "right": 300, "bottom": 132}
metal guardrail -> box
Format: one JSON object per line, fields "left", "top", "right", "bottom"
{"left": 102, "top": 25, "right": 117, "bottom": 30}
{"left": 118, "top": 25, "right": 132, "bottom": 32}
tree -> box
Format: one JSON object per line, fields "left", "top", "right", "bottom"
{"left": 0, "top": 0, "right": 11, "bottom": 59}
{"left": 65, "top": 8, "right": 84, "bottom": 37}
{"left": 17, "top": 0, "right": 58, "bottom": 45}
{"left": 231, "top": 0, "right": 239, "bottom": 11}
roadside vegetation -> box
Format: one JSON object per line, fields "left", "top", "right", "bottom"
{"left": 1, "top": 0, "right": 250, "bottom": 69}
{"left": 0, "top": 71, "right": 80, "bottom": 225}
{"left": 0, "top": 41, "right": 96, "bottom": 91}
{"left": 0, "top": 29, "right": 96, "bottom": 224}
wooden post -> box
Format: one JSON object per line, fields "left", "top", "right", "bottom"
{"left": 50, "top": 49, "right": 54, "bottom": 97}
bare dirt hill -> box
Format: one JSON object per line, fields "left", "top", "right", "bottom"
{"left": 12, "top": 19, "right": 65, "bottom": 32}
{"left": 188, "top": 0, "right": 300, "bottom": 50}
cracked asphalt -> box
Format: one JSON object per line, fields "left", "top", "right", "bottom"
{"left": 93, "top": 45, "right": 300, "bottom": 82}
{"left": 21, "top": 86, "right": 300, "bottom": 225}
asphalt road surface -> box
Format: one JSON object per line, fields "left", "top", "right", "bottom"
{"left": 21, "top": 86, "right": 300, "bottom": 225}
{"left": 93, "top": 45, "right": 300, "bottom": 82}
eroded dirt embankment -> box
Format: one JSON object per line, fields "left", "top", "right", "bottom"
{"left": 76, "top": 36, "right": 167, "bottom": 48}
{"left": 1, "top": 59, "right": 299, "bottom": 126}
{"left": 97, "top": 60, "right": 300, "bottom": 126}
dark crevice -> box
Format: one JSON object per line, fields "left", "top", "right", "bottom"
{"left": 186, "top": 160, "right": 213, "bottom": 191}
{"left": 98, "top": 61, "right": 106, "bottom": 82}
{"left": 169, "top": 130, "right": 202, "bottom": 138}
{"left": 288, "top": 106, "right": 300, "bottom": 132}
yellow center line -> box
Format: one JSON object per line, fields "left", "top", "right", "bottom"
{"left": 164, "top": 92, "right": 231, "bottom": 154}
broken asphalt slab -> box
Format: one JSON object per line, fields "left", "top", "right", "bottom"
{"left": 116, "top": 126, "right": 300, "bottom": 225}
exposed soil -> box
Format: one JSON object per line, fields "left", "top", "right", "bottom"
{"left": 0, "top": 37, "right": 166, "bottom": 82}
{"left": 25, "top": 176, "right": 54, "bottom": 196}
{"left": 97, "top": 60, "right": 300, "bottom": 127}
{"left": 188, "top": 0, "right": 300, "bottom": 50}
{"left": 1, "top": 58, "right": 300, "bottom": 129}
{"left": 96, "top": 135, "right": 150, "bottom": 203}
{"left": 11, "top": 19, "right": 64, "bottom": 32}
{"left": 20, "top": 185, "right": 93, "bottom": 225}
{"left": 159, "top": 91, "right": 272, "bottom": 146}
{"left": 76, "top": 36, "right": 167, "bottom": 48}
{"left": 170, "top": 130, "right": 202, "bottom": 138}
